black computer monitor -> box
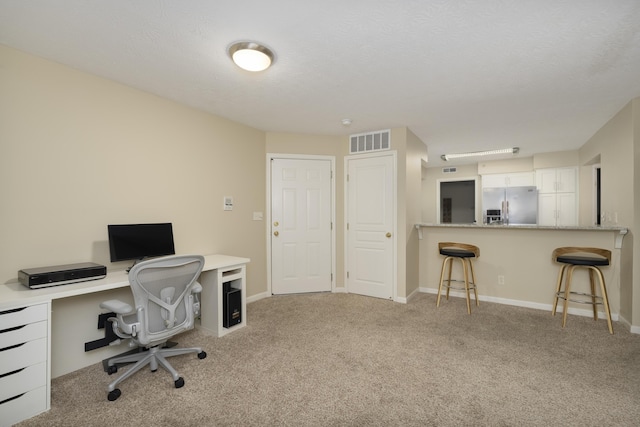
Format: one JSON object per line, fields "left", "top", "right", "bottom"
{"left": 107, "top": 223, "right": 175, "bottom": 263}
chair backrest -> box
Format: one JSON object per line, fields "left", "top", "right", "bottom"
{"left": 128, "top": 255, "right": 205, "bottom": 346}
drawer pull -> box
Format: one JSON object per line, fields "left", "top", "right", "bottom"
{"left": 0, "top": 342, "right": 25, "bottom": 352}
{"left": 0, "top": 367, "right": 25, "bottom": 379}
{"left": 0, "top": 392, "right": 26, "bottom": 406}
{"left": 0, "top": 307, "right": 27, "bottom": 316}
{"left": 0, "top": 324, "right": 26, "bottom": 334}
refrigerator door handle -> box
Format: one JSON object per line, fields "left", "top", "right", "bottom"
{"left": 504, "top": 200, "right": 509, "bottom": 224}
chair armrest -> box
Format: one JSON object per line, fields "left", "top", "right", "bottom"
{"left": 100, "top": 299, "right": 134, "bottom": 315}
{"left": 192, "top": 281, "right": 203, "bottom": 293}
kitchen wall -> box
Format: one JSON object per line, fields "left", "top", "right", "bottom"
{"left": 421, "top": 163, "right": 480, "bottom": 224}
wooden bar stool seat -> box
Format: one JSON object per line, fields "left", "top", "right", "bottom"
{"left": 551, "top": 247, "right": 613, "bottom": 334}
{"left": 436, "top": 242, "right": 480, "bottom": 314}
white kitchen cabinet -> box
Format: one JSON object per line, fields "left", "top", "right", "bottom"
{"left": 537, "top": 167, "right": 576, "bottom": 193}
{"left": 536, "top": 167, "right": 577, "bottom": 226}
{"left": 481, "top": 172, "right": 535, "bottom": 188}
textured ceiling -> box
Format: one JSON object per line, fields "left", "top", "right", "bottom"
{"left": 1, "top": 0, "right": 640, "bottom": 167}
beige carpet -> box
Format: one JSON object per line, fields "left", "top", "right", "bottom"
{"left": 17, "top": 293, "right": 640, "bottom": 426}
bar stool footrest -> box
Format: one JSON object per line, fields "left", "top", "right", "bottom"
{"left": 441, "top": 280, "right": 477, "bottom": 292}
{"left": 555, "top": 291, "right": 604, "bottom": 305}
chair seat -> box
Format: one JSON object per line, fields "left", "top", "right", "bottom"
{"left": 440, "top": 248, "right": 476, "bottom": 258}
{"left": 556, "top": 255, "right": 609, "bottom": 266}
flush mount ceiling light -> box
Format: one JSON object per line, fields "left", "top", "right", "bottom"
{"left": 441, "top": 147, "right": 519, "bottom": 161}
{"left": 228, "top": 41, "right": 274, "bottom": 72}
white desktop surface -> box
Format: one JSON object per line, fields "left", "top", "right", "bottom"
{"left": 0, "top": 254, "right": 249, "bottom": 311}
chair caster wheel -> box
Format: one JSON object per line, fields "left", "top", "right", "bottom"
{"left": 107, "top": 365, "right": 118, "bottom": 375}
{"left": 198, "top": 351, "right": 207, "bottom": 359}
{"left": 175, "top": 377, "right": 185, "bottom": 388}
{"left": 108, "top": 389, "right": 121, "bottom": 401}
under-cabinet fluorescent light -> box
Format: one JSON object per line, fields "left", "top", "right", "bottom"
{"left": 441, "top": 147, "right": 519, "bottom": 161}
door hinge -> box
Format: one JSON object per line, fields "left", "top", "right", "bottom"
{"left": 331, "top": 273, "right": 333, "bottom": 281}
{"left": 347, "top": 223, "right": 349, "bottom": 231}
{"left": 347, "top": 271, "right": 349, "bottom": 279}
{"left": 331, "top": 222, "right": 333, "bottom": 230}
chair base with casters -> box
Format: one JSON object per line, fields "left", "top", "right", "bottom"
{"left": 436, "top": 242, "right": 480, "bottom": 314}
{"left": 551, "top": 247, "right": 613, "bottom": 334}
{"left": 105, "top": 343, "right": 207, "bottom": 401}
{"left": 100, "top": 254, "right": 208, "bottom": 401}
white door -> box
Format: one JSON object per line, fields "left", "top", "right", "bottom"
{"left": 346, "top": 153, "right": 395, "bottom": 300}
{"left": 271, "top": 158, "right": 332, "bottom": 294}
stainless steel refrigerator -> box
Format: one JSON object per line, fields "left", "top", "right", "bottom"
{"left": 482, "top": 186, "right": 538, "bottom": 225}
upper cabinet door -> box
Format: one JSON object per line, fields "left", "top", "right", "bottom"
{"left": 536, "top": 167, "right": 577, "bottom": 193}
{"left": 481, "top": 172, "right": 534, "bottom": 188}
{"left": 536, "top": 169, "right": 558, "bottom": 193}
{"left": 556, "top": 167, "right": 577, "bottom": 193}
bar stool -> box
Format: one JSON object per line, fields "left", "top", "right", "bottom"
{"left": 436, "top": 242, "right": 480, "bottom": 314}
{"left": 551, "top": 247, "right": 613, "bottom": 334}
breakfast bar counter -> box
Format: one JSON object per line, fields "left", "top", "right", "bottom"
{"left": 415, "top": 223, "right": 628, "bottom": 248}
{"left": 415, "top": 222, "right": 630, "bottom": 326}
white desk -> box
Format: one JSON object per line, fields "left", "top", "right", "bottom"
{"left": 0, "top": 254, "right": 249, "bottom": 426}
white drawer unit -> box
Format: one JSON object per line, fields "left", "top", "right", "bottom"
{"left": 0, "top": 303, "right": 50, "bottom": 427}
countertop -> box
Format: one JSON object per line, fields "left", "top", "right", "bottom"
{"left": 414, "top": 223, "right": 628, "bottom": 247}
{"left": 415, "top": 222, "right": 627, "bottom": 231}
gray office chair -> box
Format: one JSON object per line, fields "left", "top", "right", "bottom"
{"left": 100, "top": 254, "right": 207, "bottom": 401}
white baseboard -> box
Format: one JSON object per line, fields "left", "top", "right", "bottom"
{"left": 246, "top": 291, "right": 270, "bottom": 304}
{"left": 419, "top": 286, "right": 622, "bottom": 323}
{"left": 396, "top": 287, "right": 420, "bottom": 304}
{"left": 333, "top": 286, "right": 347, "bottom": 293}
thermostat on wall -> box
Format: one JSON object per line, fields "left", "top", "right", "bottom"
{"left": 224, "top": 196, "right": 233, "bottom": 211}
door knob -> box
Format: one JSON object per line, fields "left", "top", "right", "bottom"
{"left": 273, "top": 221, "right": 279, "bottom": 226}
{"left": 274, "top": 231, "right": 279, "bottom": 237}
{"left": 386, "top": 232, "right": 392, "bottom": 238}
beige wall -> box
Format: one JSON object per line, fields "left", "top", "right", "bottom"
{"left": 578, "top": 99, "right": 638, "bottom": 327}
{"left": 634, "top": 99, "right": 640, "bottom": 328}
{"left": 533, "top": 150, "right": 579, "bottom": 169}
{"left": 477, "top": 156, "right": 533, "bottom": 174}
{"left": 404, "top": 129, "right": 428, "bottom": 298}
{"left": 0, "top": 45, "right": 266, "bottom": 295}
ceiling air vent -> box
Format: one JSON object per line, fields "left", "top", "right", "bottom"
{"left": 350, "top": 130, "right": 390, "bottom": 154}
{"left": 442, "top": 167, "right": 457, "bottom": 173}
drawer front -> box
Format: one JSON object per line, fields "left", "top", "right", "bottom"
{"left": 0, "top": 337, "right": 47, "bottom": 376}
{"left": 0, "top": 362, "right": 46, "bottom": 403}
{"left": 0, "top": 386, "right": 47, "bottom": 427}
{"left": 0, "top": 320, "right": 47, "bottom": 349}
{"left": 0, "top": 304, "right": 48, "bottom": 330}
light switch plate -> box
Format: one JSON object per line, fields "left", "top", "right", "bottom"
{"left": 224, "top": 196, "right": 233, "bottom": 211}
